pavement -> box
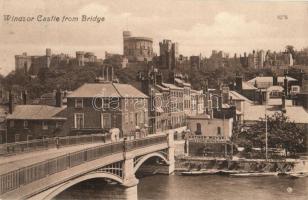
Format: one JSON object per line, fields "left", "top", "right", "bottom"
{"left": 0, "top": 142, "right": 108, "bottom": 175}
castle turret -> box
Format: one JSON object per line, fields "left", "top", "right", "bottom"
{"left": 46, "top": 48, "right": 51, "bottom": 68}
{"left": 76, "top": 51, "right": 85, "bottom": 66}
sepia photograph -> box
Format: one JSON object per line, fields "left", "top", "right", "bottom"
{"left": 0, "top": 0, "right": 307, "bottom": 199}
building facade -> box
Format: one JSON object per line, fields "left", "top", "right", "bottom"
{"left": 66, "top": 83, "right": 149, "bottom": 137}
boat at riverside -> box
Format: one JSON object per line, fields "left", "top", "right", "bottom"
{"left": 278, "top": 171, "right": 308, "bottom": 178}
{"left": 230, "top": 172, "right": 278, "bottom": 177}
{"left": 181, "top": 169, "right": 219, "bottom": 176}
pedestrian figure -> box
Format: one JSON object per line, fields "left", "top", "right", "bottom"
{"left": 135, "top": 126, "right": 140, "bottom": 139}
{"left": 55, "top": 137, "right": 60, "bottom": 149}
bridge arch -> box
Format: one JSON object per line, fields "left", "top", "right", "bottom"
{"left": 40, "top": 172, "right": 124, "bottom": 200}
{"left": 133, "top": 152, "right": 169, "bottom": 174}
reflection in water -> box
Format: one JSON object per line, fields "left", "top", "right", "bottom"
{"left": 54, "top": 175, "right": 308, "bottom": 200}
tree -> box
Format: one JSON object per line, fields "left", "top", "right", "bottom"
{"left": 236, "top": 113, "right": 306, "bottom": 158}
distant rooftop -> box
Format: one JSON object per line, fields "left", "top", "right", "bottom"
{"left": 248, "top": 76, "right": 297, "bottom": 84}
{"left": 162, "top": 83, "right": 183, "bottom": 90}
{"left": 243, "top": 104, "right": 308, "bottom": 124}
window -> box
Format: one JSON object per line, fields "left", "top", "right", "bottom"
{"left": 130, "top": 112, "right": 134, "bottom": 124}
{"left": 196, "top": 123, "right": 202, "bottom": 135}
{"left": 23, "top": 120, "right": 28, "bottom": 129}
{"left": 103, "top": 99, "right": 110, "bottom": 110}
{"left": 56, "top": 122, "right": 62, "bottom": 128}
{"left": 125, "top": 113, "right": 129, "bottom": 124}
{"left": 75, "top": 99, "right": 83, "bottom": 108}
{"left": 101, "top": 113, "right": 111, "bottom": 129}
{"left": 42, "top": 121, "right": 48, "bottom": 130}
{"left": 74, "top": 113, "right": 84, "bottom": 129}
{"left": 27, "top": 135, "right": 33, "bottom": 141}
{"left": 217, "top": 127, "right": 221, "bottom": 136}
{"left": 15, "top": 134, "right": 20, "bottom": 142}
{"left": 9, "top": 120, "right": 14, "bottom": 128}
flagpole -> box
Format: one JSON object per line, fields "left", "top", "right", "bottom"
{"left": 265, "top": 89, "right": 268, "bottom": 161}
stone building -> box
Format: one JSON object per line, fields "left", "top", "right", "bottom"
{"left": 123, "top": 31, "right": 154, "bottom": 62}
{"left": 15, "top": 48, "right": 52, "bottom": 74}
{"left": 15, "top": 48, "right": 100, "bottom": 74}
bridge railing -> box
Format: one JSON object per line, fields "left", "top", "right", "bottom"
{"left": 0, "top": 134, "right": 107, "bottom": 156}
{"left": 125, "top": 134, "right": 167, "bottom": 151}
{"left": 0, "top": 134, "right": 167, "bottom": 195}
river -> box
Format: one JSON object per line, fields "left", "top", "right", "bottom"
{"left": 54, "top": 174, "right": 308, "bottom": 200}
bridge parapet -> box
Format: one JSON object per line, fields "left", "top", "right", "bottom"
{"left": 0, "top": 134, "right": 168, "bottom": 196}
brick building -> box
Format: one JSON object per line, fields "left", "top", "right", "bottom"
{"left": 66, "top": 82, "right": 149, "bottom": 137}
{"left": 6, "top": 105, "right": 67, "bottom": 143}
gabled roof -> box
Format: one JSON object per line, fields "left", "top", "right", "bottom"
{"left": 67, "top": 83, "right": 148, "bottom": 98}
{"left": 7, "top": 105, "right": 66, "bottom": 120}
{"left": 230, "top": 90, "right": 253, "bottom": 103}
{"left": 242, "top": 82, "right": 257, "bottom": 90}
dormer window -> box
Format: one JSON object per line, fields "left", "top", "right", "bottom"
{"left": 75, "top": 98, "right": 83, "bottom": 108}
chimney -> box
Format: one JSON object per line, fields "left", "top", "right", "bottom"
{"left": 235, "top": 75, "right": 243, "bottom": 92}
{"left": 169, "top": 71, "right": 175, "bottom": 84}
{"left": 141, "top": 77, "right": 150, "bottom": 96}
{"left": 9, "top": 90, "right": 13, "bottom": 114}
{"left": 284, "top": 75, "right": 288, "bottom": 97}
{"left": 218, "top": 95, "right": 223, "bottom": 111}
{"left": 258, "top": 89, "right": 263, "bottom": 105}
{"left": 55, "top": 89, "right": 62, "bottom": 107}
{"left": 222, "top": 86, "right": 230, "bottom": 104}
{"left": 22, "top": 90, "right": 27, "bottom": 105}
{"left": 273, "top": 74, "right": 278, "bottom": 86}
{"left": 156, "top": 72, "right": 163, "bottom": 86}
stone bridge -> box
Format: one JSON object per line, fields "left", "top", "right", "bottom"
{"left": 0, "top": 133, "right": 175, "bottom": 200}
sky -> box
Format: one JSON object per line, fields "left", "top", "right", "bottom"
{"left": 0, "top": 0, "right": 308, "bottom": 75}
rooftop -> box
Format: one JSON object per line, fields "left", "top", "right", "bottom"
{"left": 247, "top": 76, "right": 297, "bottom": 84}
{"left": 67, "top": 83, "right": 148, "bottom": 98}
{"left": 242, "top": 81, "right": 257, "bottom": 90}
{"left": 7, "top": 105, "right": 66, "bottom": 120}
{"left": 243, "top": 104, "right": 308, "bottom": 124}
{"left": 162, "top": 83, "right": 183, "bottom": 90}
{"left": 230, "top": 90, "right": 253, "bottom": 103}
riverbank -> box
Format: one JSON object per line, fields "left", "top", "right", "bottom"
{"left": 175, "top": 156, "right": 308, "bottom": 173}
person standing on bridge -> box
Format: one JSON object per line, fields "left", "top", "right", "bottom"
{"left": 55, "top": 137, "right": 59, "bottom": 149}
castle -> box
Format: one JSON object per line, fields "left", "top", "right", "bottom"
{"left": 15, "top": 48, "right": 102, "bottom": 74}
